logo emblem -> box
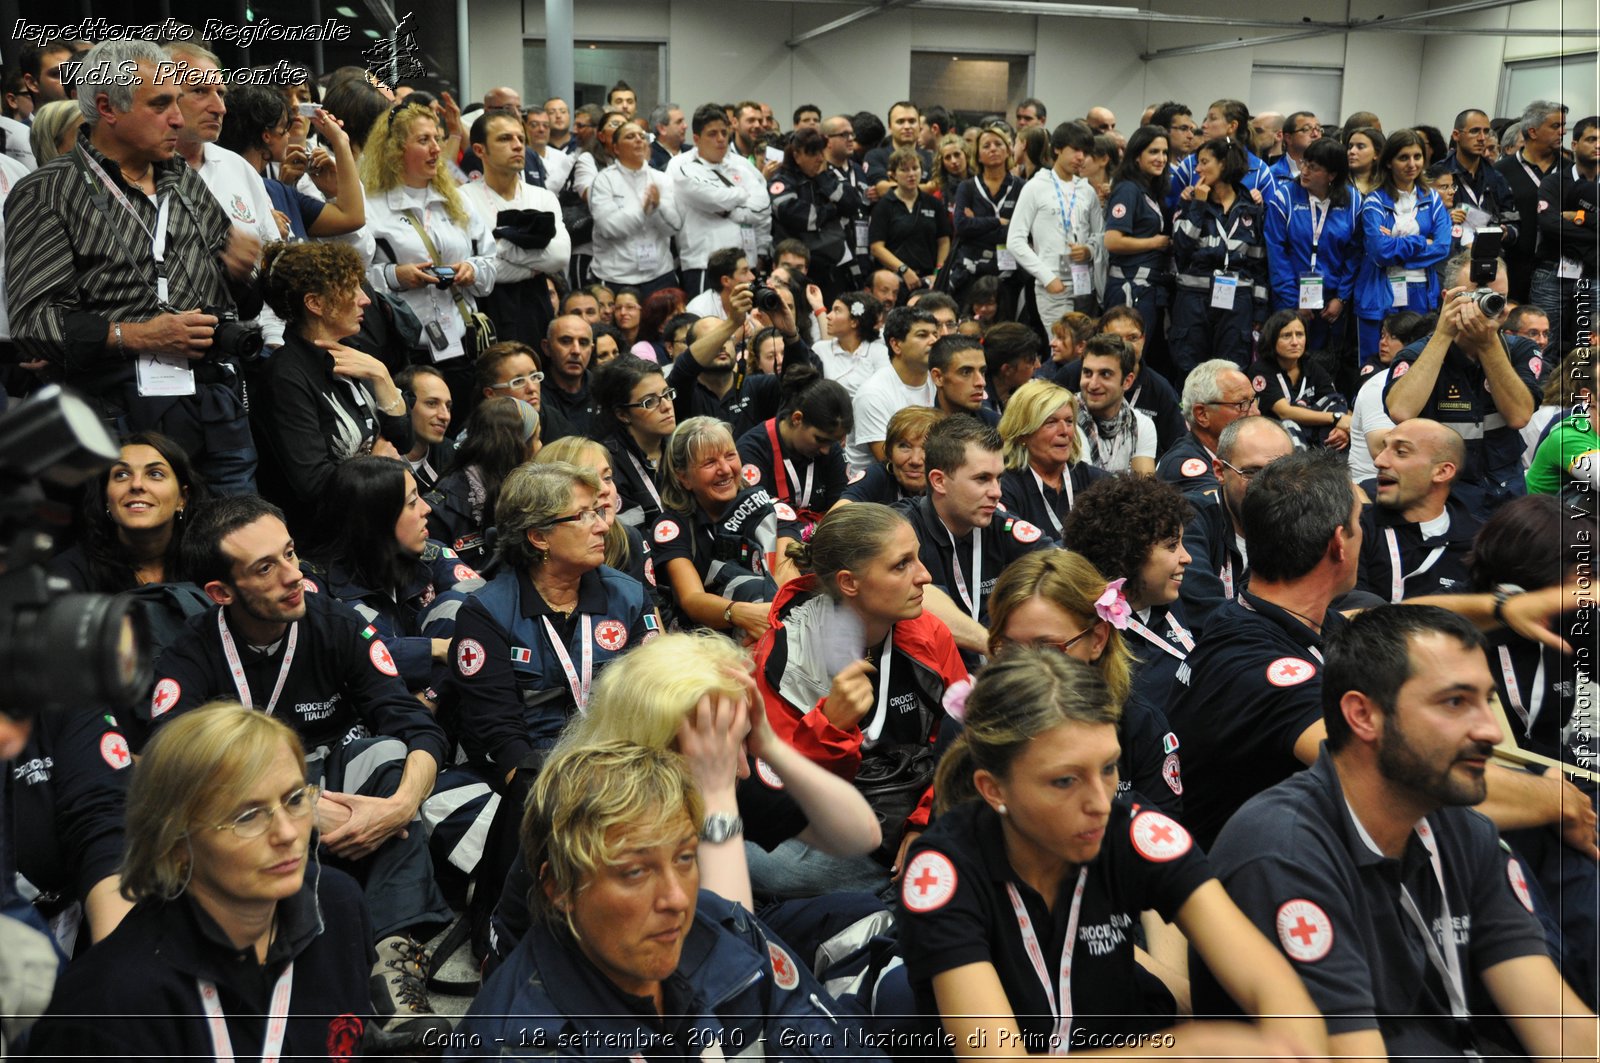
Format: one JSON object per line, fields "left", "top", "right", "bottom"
{"left": 301, "top": 578, "right": 318, "bottom": 593}
{"left": 1507, "top": 857, "right": 1535, "bottom": 913}
{"left": 768, "top": 941, "right": 799, "bottom": 989}
{"left": 1162, "top": 753, "right": 1183, "bottom": 795}
{"left": 151, "top": 678, "right": 181, "bottom": 718}
{"left": 1111, "top": 202, "right": 1127, "bottom": 218}
{"left": 1012, "top": 519, "right": 1042, "bottom": 544}
{"left": 100, "top": 732, "right": 131, "bottom": 770}
{"left": 1392, "top": 360, "right": 1409, "bottom": 378}
{"left": 595, "top": 619, "right": 628, "bottom": 651}
{"left": 1528, "top": 355, "right": 1543, "bottom": 379}
{"left": 1180, "top": 457, "right": 1207, "bottom": 478}
{"left": 1276, "top": 898, "right": 1334, "bottom": 962}
{"left": 1266, "top": 657, "right": 1316, "bottom": 687}
{"left": 654, "top": 519, "right": 680, "bottom": 543}
{"left": 755, "top": 758, "right": 784, "bottom": 789}
{"left": 456, "top": 638, "right": 486, "bottom": 677}
{"left": 453, "top": 563, "right": 479, "bottom": 582}
{"left": 901, "top": 851, "right": 958, "bottom": 912}
{"left": 741, "top": 463, "right": 762, "bottom": 486}
{"left": 369, "top": 639, "right": 398, "bottom": 677}
{"left": 1253, "top": 375, "right": 1266, "bottom": 392}
{"left": 1130, "top": 810, "right": 1191, "bottom": 861}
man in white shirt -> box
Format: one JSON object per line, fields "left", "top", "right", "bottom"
{"left": 684, "top": 247, "right": 753, "bottom": 320}
{"left": 523, "top": 105, "right": 572, "bottom": 192}
{"left": 1076, "top": 334, "right": 1157, "bottom": 475}
{"left": 460, "top": 109, "right": 571, "bottom": 347}
{"left": 1006, "top": 120, "right": 1104, "bottom": 331}
{"left": 846, "top": 306, "right": 940, "bottom": 470}
{"left": 670, "top": 104, "right": 770, "bottom": 296}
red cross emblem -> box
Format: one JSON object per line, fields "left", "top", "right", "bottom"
{"left": 1507, "top": 858, "right": 1535, "bottom": 913}
{"left": 741, "top": 463, "right": 762, "bottom": 486}
{"left": 456, "top": 638, "right": 486, "bottom": 677}
{"left": 151, "top": 678, "right": 181, "bottom": 718}
{"left": 900, "top": 851, "right": 958, "bottom": 913}
{"left": 369, "top": 639, "right": 398, "bottom": 677}
{"left": 1266, "top": 656, "right": 1315, "bottom": 687}
{"left": 100, "top": 732, "right": 131, "bottom": 770}
{"left": 768, "top": 941, "right": 799, "bottom": 989}
{"left": 1130, "top": 810, "right": 1192, "bottom": 862}
{"left": 1275, "top": 898, "right": 1334, "bottom": 962}
{"left": 594, "top": 620, "right": 628, "bottom": 652}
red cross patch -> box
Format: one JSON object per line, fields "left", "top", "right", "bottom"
{"left": 1012, "top": 519, "right": 1042, "bottom": 544}
{"left": 1111, "top": 202, "right": 1127, "bottom": 219}
{"left": 1162, "top": 753, "right": 1183, "bottom": 795}
{"left": 654, "top": 519, "right": 680, "bottom": 543}
{"left": 1392, "top": 360, "right": 1409, "bottom": 378}
{"left": 100, "top": 732, "right": 131, "bottom": 770}
{"left": 369, "top": 639, "right": 398, "bottom": 677}
{"left": 847, "top": 467, "right": 866, "bottom": 484}
{"left": 456, "top": 638, "right": 486, "bottom": 677}
{"left": 453, "top": 563, "right": 479, "bottom": 582}
{"left": 594, "top": 619, "right": 628, "bottom": 651}
{"left": 151, "top": 678, "right": 181, "bottom": 718}
{"left": 301, "top": 578, "right": 318, "bottom": 593}
{"left": 768, "top": 941, "right": 799, "bottom": 989}
{"left": 770, "top": 180, "right": 786, "bottom": 194}
{"left": 1266, "top": 656, "right": 1316, "bottom": 687}
{"left": 1528, "top": 355, "right": 1543, "bottom": 379}
{"left": 1252, "top": 374, "right": 1267, "bottom": 392}
{"left": 1507, "top": 857, "right": 1535, "bottom": 913}
{"left": 755, "top": 758, "right": 784, "bottom": 790}
{"left": 1180, "top": 457, "right": 1207, "bottom": 478}
{"left": 774, "top": 501, "right": 797, "bottom": 521}
{"left": 741, "top": 463, "right": 762, "bottom": 486}
{"left": 1130, "top": 809, "right": 1192, "bottom": 862}
{"left": 644, "top": 557, "right": 656, "bottom": 587}
{"left": 1275, "top": 898, "right": 1334, "bottom": 962}
{"left": 901, "top": 851, "right": 958, "bottom": 913}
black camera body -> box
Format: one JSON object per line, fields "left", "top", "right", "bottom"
{"left": 749, "top": 274, "right": 786, "bottom": 315}
{"left": 205, "top": 307, "right": 265, "bottom": 361}
{"left": 427, "top": 266, "right": 456, "bottom": 289}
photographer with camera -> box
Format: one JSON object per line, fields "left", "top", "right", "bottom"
{"left": 1384, "top": 247, "right": 1541, "bottom": 518}
{"left": 5, "top": 40, "right": 265, "bottom": 495}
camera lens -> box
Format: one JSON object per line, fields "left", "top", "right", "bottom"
{"left": 1473, "top": 290, "right": 1506, "bottom": 318}
{"left": 0, "top": 593, "right": 150, "bottom": 717}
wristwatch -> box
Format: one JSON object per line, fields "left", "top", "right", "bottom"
{"left": 1492, "top": 583, "right": 1525, "bottom": 627}
{"left": 700, "top": 812, "right": 744, "bottom": 844}
{"left": 896, "top": 263, "right": 909, "bottom": 276}
{"left": 722, "top": 601, "right": 735, "bottom": 626}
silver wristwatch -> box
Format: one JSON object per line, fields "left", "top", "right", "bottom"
{"left": 700, "top": 812, "right": 744, "bottom": 844}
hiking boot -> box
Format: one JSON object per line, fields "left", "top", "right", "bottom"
{"left": 370, "top": 934, "right": 453, "bottom": 1040}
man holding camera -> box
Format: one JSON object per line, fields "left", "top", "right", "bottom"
{"left": 6, "top": 40, "right": 263, "bottom": 495}
{"left": 1383, "top": 248, "right": 1540, "bottom": 518}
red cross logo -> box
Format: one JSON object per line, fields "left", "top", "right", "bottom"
{"left": 914, "top": 868, "right": 940, "bottom": 894}
{"left": 1507, "top": 858, "right": 1534, "bottom": 913}
{"left": 1130, "top": 810, "right": 1192, "bottom": 862}
{"left": 1288, "top": 917, "right": 1319, "bottom": 946}
{"left": 456, "top": 638, "right": 486, "bottom": 677}
{"left": 1266, "top": 657, "right": 1315, "bottom": 687}
{"left": 1148, "top": 822, "right": 1175, "bottom": 845}
{"left": 100, "top": 732, "right": 131, "bottom": 770}
{"left": 768, "top": 941, "right": 799, "bottom": 989}
{"left": 742, "top": 463, "right": 761, "bottom": 486}
{"left": 1275, "top": 899, "right": 1333, "bottom": 962}
{"left": 370, "top": 640, "right": 398, "bottom": 677}
{"left": 151, "top": 678, "right": 181, "bottom": 718}
{"left": 900, "top": 851, "right": 958, "bottom": 912}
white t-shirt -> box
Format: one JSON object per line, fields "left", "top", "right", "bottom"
{"left": 848, "top": 362, "right": 936, "bottom": 471}
{"left": 1521, "top": 405, "right": 1561, "bottom": 471}
{"left": 685, "top": 288, "right": 728, "bottom": 320}
{"left": 815, "top": 338, "right": 889, "bottom": 397}
{"left": 1347, "top": 369, "right": 1396, "bottom": 484}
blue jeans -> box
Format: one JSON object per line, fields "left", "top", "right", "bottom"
{"left": 746, "top": 838, "right": 890, "bottom": 900}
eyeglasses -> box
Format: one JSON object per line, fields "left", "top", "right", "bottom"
{"left": 827, "top": 131, "right": 855, "bottom": 140}
{"left": 619, "top": 387, "right": 676, "bottom": 411}
{"left": 546, "top": 505, "right": 613, "bottom": 528}
{"left": 1024, "top": 628, "right": 1096, "bottom": 655}
{"left": 1170, "top": 123, "right": 1199, "bottom": 136}
{"left": 1205, "top": 396, "right": 1258, "bottom": 415}
{"left": 1218, "top": 456, "right": 1267, "bottom": 479}
{"left": 213, "top": 784, "right": 320, "bottom": 839}
{"left": 491, "top": 372, "right": 544, "bottom": 391}
{"left": 1293, "top": 125, "right": 1324, "bottom": 135}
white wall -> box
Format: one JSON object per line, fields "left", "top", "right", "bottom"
{"left": 489, "top": 0, "right": 1583, "bottom": 130}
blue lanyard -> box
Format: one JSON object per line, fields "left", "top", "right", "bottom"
{"left": 1049, "top": 171, "right": 1080, "bottom": 243}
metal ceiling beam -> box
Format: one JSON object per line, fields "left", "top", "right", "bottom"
{"left": 785, "top": 0, "right": 921, "bottom": 47}
{"left": 907, "top": 0, "right": 1349, "bottom": 30}
{"left": 1348, "top": 0, "right": 1540, "bottom": 29}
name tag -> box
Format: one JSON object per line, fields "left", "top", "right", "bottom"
{"left": 135, "top": 353, "right": 196, "bottom": 397}
{"left": 1559, "top": 257, "right": 1582, "bottom": 280}
{"left": 920, "top": 208, "right": 935, "bottom": 218}
{"left": 997, "top": 245, "right": 1017, "bottom": 271}
{"left": 1071, "top": 262, "right": 1093, "bottom": 296}
{"left": 1211, "top": 271, "right": 1239, "bottom": 310}
{"left": 1388, "top": 268, "right": 1409, "bottom": 307}
{"left": 633, "top": 237, "right": 662, "bottom": 273}
{"left": 1298, "top": 273, "right": 1324, "bottom": 309}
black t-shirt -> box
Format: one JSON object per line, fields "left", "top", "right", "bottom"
{"left": 998, "top": 464, "right": 1107, "bottom": 540}
{"left": 1247, "top": 358, "right": 1347, "bottom": 421}
{"left": 867, "top": 190, "right": 953, "bottom": 276}
{"left": 736, "top": 418, "right": 848, "bottom": 515}
{"left": 1105, "top": 180, "right": 1169, "bottom": 272}
{"left": 899, "top": 799, "right": 1211, "bottom": 1051}
{"left": 1123, "top": 601, "right": 1194, "bottom": 740}
{"left": 898, "top": 495, "right": 1053, "bottom": 625}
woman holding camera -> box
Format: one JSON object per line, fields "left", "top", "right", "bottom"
{"left": 252, "top": 241, "right": 413, "bottom": 536}
{"left": 362, "top": 100, "right": 497, "bottom": 368}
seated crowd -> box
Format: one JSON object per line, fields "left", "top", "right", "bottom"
{"left": 2, "top": 31, "right": 1597, "bottom": 1062}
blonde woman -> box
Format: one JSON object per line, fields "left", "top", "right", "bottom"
{"left": 997, "top": 379, "right": 1108, "bottom": 535}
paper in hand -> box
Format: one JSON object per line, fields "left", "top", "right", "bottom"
{"left": 818, "top": 599, "right": 866, "bottom": 678}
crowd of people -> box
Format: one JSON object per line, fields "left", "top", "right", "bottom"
{"left": 0, "top": 28, "right": 1596, "bottom": 1062}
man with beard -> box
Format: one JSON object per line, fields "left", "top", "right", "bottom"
{"left": 1197, "top": 606, "right": 1595, "bottom": 1062}
{"left": 1076, "top": 333, "right": 1156, "bottom": 475}
{"left": 1356, "top": 418, "right": 1479, "bottom": 602}
{"left": 540, "top": 314, "right": 603, "bottom": 438}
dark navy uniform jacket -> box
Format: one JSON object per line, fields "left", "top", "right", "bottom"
{"left": 898, "top": 494, "right": 1054, "bottom": 627}
{"left": 455, "top": 890, "right": 879, "bottom": 1061}
{"left": 996, "top": 463, "right": 1106, "bottom": 540}
{"left": 1355, "top": 494, "right": 1481, "bottom": 603}
{"left": 142, "top": 592, "right": 449, "bottom": 766}
{"left": 1106, "top": 178, "right": 1171, "bottom": 273}
{"left": 736, "top": 417, "right": 848, "bottom": 517}
{"left": 649, "top": 487, "right": 782, "bottom": 617}
{"left": 842, "top": 461, "right": 920, "bottom": 506}
{"left": 604, "top": 429, "right": 667, "bottom": 530}
{"left": 448, "top": 564, "right": 650, "bottom": 769}
{"left": 424, "top": 467, "right": 493, "bottom": 570}
{"left": 1124, "top": 600, "right": 1195, "bottom": 718}
{"left": 1197, "top": 749, "right": 1546, "bottom": 1058}
{"left": 1178, "top": 491, "right": 1248, "bottom": 638}
{"left": 1156, "top": 432, "right": 1220, "bottom": 504}
{"left": 1167, "top": 591, "right": 1344, "bottom": 849}
{"left": 1487, "top": 630, "right": 1593, "bottom": 773}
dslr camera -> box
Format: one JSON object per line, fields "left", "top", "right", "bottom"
{"left": 205, "top": 307, "right": 266, "bottom": 361}
{"left": 748, "top": 274, "right": 787, "bottom": 315}
{"left": 1461, "top": 226, "right": 1506, "bottom": 318}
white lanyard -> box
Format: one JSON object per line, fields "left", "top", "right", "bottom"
{"left": 942, "top": 520, "right": 983, "bottom": 619}
{"left": 1049, "top": 171, "right": 1081, "bottom": 243}
{"left": 218, "top": 611, "right": 299, "bottom": 716}
{"left": 1217, "top": 210, "right": 1243, "bottom": 272}
{"left": 1515, "top": 151, "right": 1546, "bottom": 189}
{"left": 974, "top": 175, "right": 1013, "bottom": 216}
{"left": 1383, "top": 527, "right": 1447, "bottom": 604}
{"left": 625, "top": 450, "right": 664, "bottom": 510}
{"left": 861, "top": 631, "right": 896, "bottom": 742}
{"left": 197, "top": 961, "right": 294, "bottom": 1063}
{"left": 79, "top": 147, "right": 173, "bottom": 303}
{"left": 1397, "top": 824, "right": 1477, "bottom": 1054}
{"left": 1307, "top": 196, "right": 1329, "bottom": 271}
{"left": 1496, "top": 644, "right": 1545, "bottom": 734}
{"left": 1276, "top": 371, "right": 1308, "bottom": 405}
{"left": 1005, "top": 868, "right": 1088, "bottom": 1051}
{"left": 1031, "top": 467, "right": 1070, "bottom": 534}
{"left": 1124, "top": 610, "right": 1193, "bottom": 661}
{"left": 783, "top": 457, "right": 814, "bottom": 509}
{"left": 540, "top": 614, "right": 594, "bottom": 711}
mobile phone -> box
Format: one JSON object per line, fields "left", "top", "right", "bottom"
{"left": 430, "top": 266, "right": 456, "bottom": 289}
{"left": 425, "top": 321, "right": 449, "bottom": 351}
{"left": 298, "top": 103, "right": 320, "bottom": 118}
{"left": 764, "top": 146, "right": 784, "bottom": 164}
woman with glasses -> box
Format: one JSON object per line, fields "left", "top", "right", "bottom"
{"left": 650, "top": 417, "right": 781, "bottom": 640}
{"left": 448, "top": 461, "right": 652, "bottom": 768}
{"left": 1246, "top": 311, "right": 1352, "bottom": 449}
{"left": 27, "top": 705, "right": 379, "bottom": 1060}
{"left": 1264, "top": 138, "right": 1360, "bottom": 356}
{"left": 951, "top": 126, "right": 1023, "bottom": 306}
{"left": 589, "top": 123, "right": 682, "bottom": 298}
{"left": 987, "top": 549, "right": 1181, "bottom": 818}
{"left": 424, "top": 396, "right": 542, "bottom": 570}
{"left": 535, "top": 435, "right": 661, "bottom": 613}
{"left": 997, "top": 381, "right": 1108, "bottom": 536}
{"left": 1353, "top": 129, "right": 1451, "bottom": 365}
{"left": 1103, "top": 126, "right": 1173, "bottom": 340}
{"left": 595, "top": 355, "right": 677, "bottom": 529}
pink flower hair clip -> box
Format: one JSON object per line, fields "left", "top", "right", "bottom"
{"left": 1094, "top": 578, "right": 1132, "bottom": 630}
{"left": 942, "top": 676, "right": 975, "bottom": 722}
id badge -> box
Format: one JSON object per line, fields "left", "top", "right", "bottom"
{"left": 633, "top": 238, "right": 662, "bottom": 274}
{"left": 134, "top": 353, "right": 196, "bottom": 397}
{"left": 1299, "top": 272, "right": 1324, "bottom": 308}
{"left": 1559, "top": 257, "right": 1582, "bottom": 280}
{"left": 1210, "top": 271, "right": 1239, "bottom": 310}
{"left": 739, "top": 224, "right": 759, "bottom": 262}
{"left": 854, "top": 220, "right": 870, "bottom": 252}
{"left": 1388, "top": 268, "right": 1409, "bottom": 307}
{"left": 1297, "top": 273, "right": 1324, "bottom": 310}
{"left": 1070, "top": 262, "right": 1093, "bottom": 297}
{"left": 997, "top": 245, "right": 1017, "bottom": 272}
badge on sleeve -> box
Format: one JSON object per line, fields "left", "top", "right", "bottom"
{"left": 1276, "top": 899, "right": 1334, "bottom": 962}
{"left": 768, "top": 941, "right": 800, "bottom": 989}
{"left": 901, "top": 851, "right": 959, "bottom": 912}
{"left": 654, "top": 519, "right": 680, "bottom": 544}
{"left": 644, "top": 557, "right": 657, "bottom": 587}
{"left": 1391, "top": 360, "right": 1409, "bottom": 378}
{"left": 1180, "top": 458, "right": 1207, "bottom": 478}
{"left": 453, "top": 563, "right": 479, "bottom": 582}
{"left": 369, "top": 639, "right": 399, "bottom": 677}
{"left": 1130, "top": 809, "right": 1192, "bottom": 861}
{"left": 456, "top": 638, "right": 486, "bottom": 677}
{"left": 441, "top": 546, "right": 458, "bottom": 558}
{"left": 1528, "top": 355, "right": 1543, "bottom": 379}
{"left": 302, "top": 578, "right": 319, "bottom": 594}
{"left": 1111, "top": 203, "right": 1127, "bottom": 219}
{"left": 847, "top": 467, "right": 866, "bottom": 484}
{"left": 741, "top": 463, "right": 762, "bottom": 486}
{"left": 770, "top": 181, "right": 786, "bottom": 194}
{"left": 1162, "top": 753, "right": 1183, "bottom": 795}
{"left": 1162, "top": 731, "right": 1180, "bottom": 754}
{"left": 1011, "top": 519, "right": 1042, "bottom": 543}
{"left": 774, "top": 501, "right": 797, "bottom": 521}
{"left": 755, "top": 758, "right": 784, "bottom": 789}
{"left": 510, "top": 647, "right": 533, "bottom": 664}
{"left": 1266, "top": 657, "right": 1316, "bottom": 686}
{"left": 1507, "top": 857, "right": 1535, "bottom": 913}
{"left": 595, "top": 620, "right": 628, "bottom": 651}
{"left": 1252, "top": 375, "right": 1266, "bottom": 392}
{"left": 100, "top": 732, "right": 131, "bottom": 770}
{"left": 151, "top": 678, "right": 181, "bottom": 718}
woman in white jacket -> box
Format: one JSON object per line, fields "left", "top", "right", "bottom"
{"left": 589, "top": 122, "right": 683, "bottom": 297}
{"left": 361, "top": 101, "right": 497, "bottom": 368}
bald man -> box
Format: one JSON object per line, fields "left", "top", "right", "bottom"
{"left": 871, "top": 268, "right": 901, "bottom": 308}
{"left": 1251, "top": 111, "right": 1284, "bottom": 162}
{"left": 484, "top": 86, "right": 522, "bottom": 116}
{"left": 1357, "top": 418, "right": 1480, "bottom": 602}
{"left": 1086, "top": 106, "right": 1117, "bottom": 135}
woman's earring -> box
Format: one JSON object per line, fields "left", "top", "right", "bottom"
{"left": 996, "top": 803, "right": 1008, "bottom": 816}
